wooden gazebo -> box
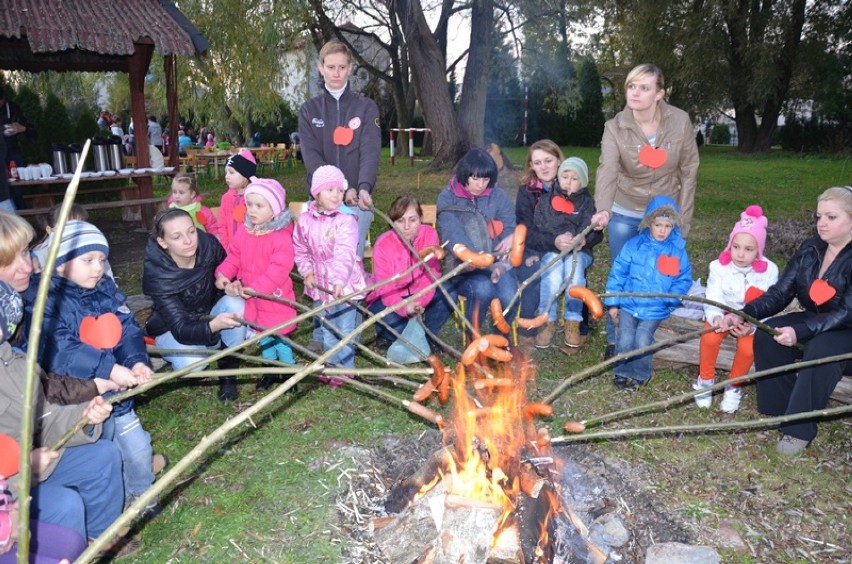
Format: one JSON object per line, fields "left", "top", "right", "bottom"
{"left": 0, "top": 0, "right": 209, "bottom": 211}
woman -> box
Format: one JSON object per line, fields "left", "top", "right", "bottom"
{"left": 0, "top": 210, "right": 125, "bottom": 555}
{"left": 142, "top": 209, "right": 246, "bottom": 402}
{"left": 514, "top": 140, "right": 564, "bottom": 349}
{"left": 591, "top": 64, "right": 700, "bottom": 358}
{"left": 298, "top": 39, "right": 381, "bottom": 259}
{"left": 723, "top": 186, "right": 852, "bottom": 455}
{"left": 434, "top": 147, "right": 517, "bottom": 334}
{"left": 366, "top": 196, "right": 442, "bottom": 350}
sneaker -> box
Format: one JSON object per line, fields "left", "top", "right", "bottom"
{"left": 776, "top": 435, "right": 809, "bottom": 456}
{"left": 621, "top": 378, "right": 640, "bottom": 391}
{"left": 692, "top": 377, "right": 714, "bottom": 408}
{"left": 535, "top": 322, "right": 556, "bottom": 349}
{"left": 613, "top": 376, "right": 635, "bottom": 390}
{"left": 564, "top": 321, "right": 582, "bottom": 347}
{"left": 720, "top": 386, "right": 742, "bottom": 413}
{"left": 603, "top": 344, "right": 616, "bottom": 361}
{"left": 256, "top": 375, "right": 280, "bottom": 390}
{"left": 152, "top": 453, "right": 169, "bottom": 476}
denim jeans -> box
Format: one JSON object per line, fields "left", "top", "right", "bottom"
{"left": 614, "top": 313, "right": 662, "bottom": 382}
{"left": 513, "top": 252, "right": 542, "bottom": 336}
{"left": 318, "top": 301, "right": 361, "bottom": 369}
{"left": 354, "top": 207, "right": 374, "bottom": 259}
{"left": 30, "top": 440, "right": 123, "bottom": 539}
{"left": 538, "top": 251, "right": 593, "bottom": 322}
{"left": 455, "top": 269, "right": 518, "bottom": 329}
{"left": 102, "top": 408, "right": 154, "bottom": 498}
{"left": 367, "top": 299, "right": 408, "bottom": 343}
{"left": 606, "top": 213, "right": 642, "bottom": 343}
{"left": 154, "top": 295, "right": 246, "bottom": 371}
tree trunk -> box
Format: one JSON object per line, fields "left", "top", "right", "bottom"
{"left": 395, "top": 0, "right": 466, "bottom": 167}
{"left": 458, "top": 0, "right": 494, "bottom": 147}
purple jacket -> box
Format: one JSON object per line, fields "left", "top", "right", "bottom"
{"left": 293, "top": 202, "right": 369, "bottom": 302}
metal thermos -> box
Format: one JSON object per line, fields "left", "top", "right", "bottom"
{"left": 92, "top": 137, "right": 110, "bottom": 171}
{"left": 67, "top": 143, "right": 85, "bottom": 172}
{"left": 108, "top": 135, "right": 123, "bottom": 170}
{"left": 52, "top": 143, "right": 69, "bottom": 175}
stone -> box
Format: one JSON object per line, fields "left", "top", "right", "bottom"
{"left": 645, "top": 542, "right": 720, "bottom": 564}
{"left": 589, "top": 513, "right": 629, "bottom": 548}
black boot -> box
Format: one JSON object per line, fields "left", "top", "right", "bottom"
{"left": 217, "top": 355, "right": 240, "bottom": 402}
{"left": 256, "top": 375, "right": 279, "bottom": 391}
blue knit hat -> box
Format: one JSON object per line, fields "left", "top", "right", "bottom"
{"left": 54, "top": 220, "right": 110, "bottom": 267}
{"left": 0, "top": 281, "right": 22, "bottom": 345}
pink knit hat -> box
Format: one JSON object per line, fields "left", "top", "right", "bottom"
{"left": 310, "top": 165, "right": 347, "bottom": 198}
{"left": 719, "top": 204, "right": 768, "bottom": 273}
{"left": 244, "top": 177, "right": 287, "bottom": 217}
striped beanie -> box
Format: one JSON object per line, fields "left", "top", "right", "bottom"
{"left": 245, "top": 177, "right": 287, "bottom": 217}
{"left": 54, "top": 220, "right": 110, "bottom": 267}
{"left": 225, "top": 149, "right": 257, "bottom": 180}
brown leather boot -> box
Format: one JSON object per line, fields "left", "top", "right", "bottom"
{"left": 564, "top": 320, "right": 582, "bottom": 347}
{"left": 535, "top": 322, "right": 556, "bottom": 348}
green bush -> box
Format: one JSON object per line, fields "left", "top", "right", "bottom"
{"left": 710, "top": 123, "right": 731, "bottom": 145}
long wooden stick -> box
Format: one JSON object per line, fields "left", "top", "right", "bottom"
{"left": 576, "top": 351, "right": 852, "bottom": 429}
{"left": 542, "top": 327, "right": 713, "bottom": 404}
{"left": 551, "top": 404, "right": 852, "bottom": 444}
{"left": 77, "top": 263, "right": 469, "bottom": 562}
{"left": 17, "top": 139, "right": 90, "bottom": 564}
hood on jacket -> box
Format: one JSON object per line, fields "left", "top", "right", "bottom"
{"left": 639, "top": 195, "right": 682, "bottom": 239}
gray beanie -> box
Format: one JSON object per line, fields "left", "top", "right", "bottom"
{"left": 557, "top": 157, "right": 589, "bottom": 188}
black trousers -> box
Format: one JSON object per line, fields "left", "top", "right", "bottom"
{"left": 754, "top": 312, "right": 852, "bottom": 441}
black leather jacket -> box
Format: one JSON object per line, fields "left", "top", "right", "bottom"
{"left": 743, "top": 236, "right": 852, "bottom": 340}
{"left": 142, "top": 230, "right": 226, "bottom": 345}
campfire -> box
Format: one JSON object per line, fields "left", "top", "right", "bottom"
{"left": 372, "top": 335, "right": 608, "bottom": 563}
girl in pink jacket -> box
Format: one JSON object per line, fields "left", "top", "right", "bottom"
{"left": 293, "top": 165, "right": 368, "bottom": 383}
{"left": 168, "top": 173, "right": 221, "bottom": 238}
{"left": 215, "top": 177, "right": 297, "bottom": 391}
{"left": 218, "top": 150, "right": 257, "bottom": 251}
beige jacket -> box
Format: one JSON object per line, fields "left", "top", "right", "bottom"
{"left": 594, "top": 100, "right": 700, "bottom": 235}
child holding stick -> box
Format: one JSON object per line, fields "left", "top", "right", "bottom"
{"left": 695, "top": 205, "right": 778, "bottom": 412}
{"left": 605, "top": 195, "right": 693, "bottom": 390}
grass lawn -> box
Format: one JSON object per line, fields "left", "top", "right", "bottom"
{"left": 118, "top": 146, "right": 850, "bottom": 562}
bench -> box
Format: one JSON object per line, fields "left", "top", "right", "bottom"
{"left": 654, "top": 315, "right": 852, "bottom": 404}
{"left": 17, "top": 197, "right": 170, "bottom": 225}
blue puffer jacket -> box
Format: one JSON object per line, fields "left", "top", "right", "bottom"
{"left": 605, "top": 195, "right": 693, "bottom": 320}
{"left": 21, "top": 273, "right": 150, "bottom": 415}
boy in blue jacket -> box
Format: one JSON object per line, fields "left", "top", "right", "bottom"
{"left": 21, "top": 221, "right": 159, "bottom": 514}
{"left": 605, "top": 195, "right": 692, "bottom": 390}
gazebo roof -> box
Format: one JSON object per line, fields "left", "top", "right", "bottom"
{"left": 0, "top": 0, "right": 209, "bottom": 72}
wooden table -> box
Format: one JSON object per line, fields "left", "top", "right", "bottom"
{"left": 13, "top": 169, "right": 177, "bottom": 226}
{"left": 197, "top": 147, "right": 278, "bottom": 178}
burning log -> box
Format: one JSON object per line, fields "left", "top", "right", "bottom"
{"left": 431, "top": 494, "right": 503, "bottom": 563}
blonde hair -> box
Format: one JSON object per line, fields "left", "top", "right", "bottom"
{"left": 521, "top": 140, "right": 564, "bottom": 186}
{"left": 319, "top": 40, "right": 352, "bottom": 64}
{"left": 172, "top": 173, "right": 198, "bottom": 195}
{"left": 0, "top": 210, "right": 35, "bottom": 266}
{"left": 624, "top": 64, "right": 665, "bottom": 93}
{"left": 818, "top": 186, "right": 852, "bottom": 216}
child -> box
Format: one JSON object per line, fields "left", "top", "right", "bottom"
{"left": 605, "top": 195, "right": 692, "bottom": 390}
{"left": 20, "top": 221, "right": 160, "bottom": 514}
{"left": 695, "top": 205, "right": 779, "bottom": 412}
{"left": 219, "top": 149, "right": 257, "bottom": 251}
{"left": 293, "top": 165, "right": 368, "bottom": 385}
{"left": 214, "top": 178, "right": 298, "bottom": 395}
{"left": 31, "top": 205, "right": 115, "bottom": 281}
{"left": 169, "top": 173, "right": 221, "bottom": 238}
{"left": 529, "top": 157, "right": 602, "bottom": 350}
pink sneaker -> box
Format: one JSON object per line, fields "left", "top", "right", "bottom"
{"left": 318, "top": 374, "right": 350, "bottom": 388}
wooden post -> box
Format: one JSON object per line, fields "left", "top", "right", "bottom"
{"left": 165, "top": 54, "right": 180, "bottom": 168}
{"left": 128, "top": 41, "right": 156, "bottom": 228}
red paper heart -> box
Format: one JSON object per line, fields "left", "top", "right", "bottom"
{"left": 233, "top": 204, "right": 246, "bottom": 223}
{"left": 809, "top": 279, "right": 836, "bottom": 306}
{"left": 143, "top": 336, "right": 156, "bottom": 346}
{"left": 0, "top": 433, "right": 20, "bottom": 478}
{"left": 656, "top": 254, "right": 680, "bottom": 276}
{"left": 333, "top": 126, "right": 354, "bottom": 146}
{"left": 487, "top": 219, "right": 504, "bottom": 239}
{"left": 551, "top": 196, "right": 575, "bottom": 215}
{"left": 80, "top": 313, "right": 123, "bottom": 350}
{"left": 638, "top": 145, "right": 668, "bottom": 169}
{"left": 744, "top": 286, "right": 765, "bottom": 303}
{"left": 196, "top": 210, "right": 208, "bottom": 227}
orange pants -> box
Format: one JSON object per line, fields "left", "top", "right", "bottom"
{"left": 699, "top": 322, "right": 754, "bottom": 383}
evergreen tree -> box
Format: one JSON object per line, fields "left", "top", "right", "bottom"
{"left": 572, "top": 58, "right": 605, "bottom": 147}
{"left": 39, "top": 94, "right": 75, "bottom": 165}
{"left": 484, "top": 38, "right": 523, "bottom": 146}
{"left": 13, "top": 85, "right": 44, "bottom": 164}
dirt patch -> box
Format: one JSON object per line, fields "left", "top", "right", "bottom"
{"left": 334, "top": 431, "right": 695, "bottom": 563}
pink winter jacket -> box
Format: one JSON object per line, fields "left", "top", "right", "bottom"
{"left": 218, "top": 188, "right": 245, "bottom": 251}
{"left": 293, "top": 202, "right": 368, "bottom": 302}
{"left": 215, "top": 223, "right": 297, "bottom": 336}
{"left": 366, "top": 225, "right": 441, "bottom": 315}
